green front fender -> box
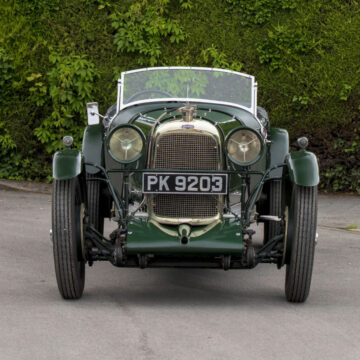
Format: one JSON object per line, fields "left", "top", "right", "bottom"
{"left": 82, "top": 124, "right": 104, "bottom": 174}
{"left": 53, "top": 149, "right": 83, "bottom": 180}
{"left": 286, "top": 150, "right": 319, "bottom": 186}
{"left": 268, "top": 128, "right": 289, "bottom": 179}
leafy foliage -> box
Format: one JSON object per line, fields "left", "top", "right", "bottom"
{"left": 14, "top": 0, "right": 60, "bottom": 14}
{"left": 323, "top": 166, "right": 360, "bottom": 195}
{"left": 34, "top": 54, "right": 99, "bottom": 153}
{"left": 0, "top": 47, "right": 14, "bottom": 102}
{"left": 201, "top": 45, "right": 243, "bottom": 71}
{"left": 224, "top": 0, "right": 296, "bottom": 25}
{"left": 257, "top": 25, "right": 316, "bottom": 71}
{"left": 111, "top": 0, "right": 185, "bottom": 66}
{"left": 0, "top": 0, "right": 359, "bottom": 192}
{"left": 0, "top": 122, "right": 16, "bottom": 156}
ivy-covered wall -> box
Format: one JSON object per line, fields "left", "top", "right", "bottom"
{"left": 0, "top": 0, "right": 359, "bottom": 192}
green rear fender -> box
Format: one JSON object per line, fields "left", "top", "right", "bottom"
{"left": 53, "top": 149, "right": 83, "bottom": 180}
{"left": 286, "top": 150, "right": 319, "bottom": 186}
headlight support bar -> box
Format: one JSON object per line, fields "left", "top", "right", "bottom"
{"left": 85, "top": 162, "right": 125, "bottom": 225}
{"left": 243, "top": 163, "right": 287, "bottom": 227}
{"left": 85, "top": 162, "right": 286, "bottom": 228}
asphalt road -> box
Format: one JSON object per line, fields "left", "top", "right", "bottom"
{"left": 0, "top": 188, "right": 359, "bottom": 360}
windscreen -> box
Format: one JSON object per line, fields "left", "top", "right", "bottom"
{"left": 121, "top": 68, "right": 254, "bottom": 110}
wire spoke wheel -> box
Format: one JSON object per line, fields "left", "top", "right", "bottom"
{"left": 285, "top": 185, "right": 317, "bottom": 303}
{"left": 52, "top": 177, "right": 85, "bottom": 299}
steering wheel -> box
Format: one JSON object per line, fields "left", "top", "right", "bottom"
{"left": 127, "top": 89, "right": 174, "bottom": 103}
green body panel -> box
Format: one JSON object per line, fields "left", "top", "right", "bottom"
{"left": 52, "top": 149, "right": 83, "bottom": 180}
{"left": 286, "top": 150, "right": 319, "bottom": 186}
{"left": 105, "top": 102, "right": 267, "bottom": 196}
{"left": 126, "top": 218, "right": 244, "bottom": 255}
{"left": 111, "top": 101, "right": 261, "bottom": 130}
{"left": 268, "top": 127, "right": 289, "bottom": 179}
{"left": 82, "top": 124, "right": 104, "bottom": 174}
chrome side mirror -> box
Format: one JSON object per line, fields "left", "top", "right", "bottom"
{"left": 86, "top": 102, "right": 100, "bottom": 125}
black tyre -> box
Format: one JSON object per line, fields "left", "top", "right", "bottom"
{"left": 264, "top": 180, "right": 282, "bottom": 244}
{"left": 86, "top": 173, "right": 104, "bottom": 234}
{"left": 52, "top": 177, "right": 85, "bottom": 299}
{"left": 285, "top": 185, "right": 317, "bottom": 303}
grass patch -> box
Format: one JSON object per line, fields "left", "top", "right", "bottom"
{"left": 345, "top": 224, "right": 359, "bottom": 230}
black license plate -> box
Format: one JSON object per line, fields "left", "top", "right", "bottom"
{"left": 142, "top": 172, "right": 228, "bottom": 195}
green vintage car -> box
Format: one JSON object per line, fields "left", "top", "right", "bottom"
{"left": 52, "top": 67, "right": 319, "bottom": 302}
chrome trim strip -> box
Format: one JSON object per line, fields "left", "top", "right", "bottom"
{"left": 148, "top": 218, "right": 222, "bottom": 238}
{"left": 252, "top": 82, "right": 258, "bottom": 115}
{"left": 223, "top": 214, "right": 236, "bottom": 218}
{"left": 123, "top": 66, "right": 254, "bottom": 79}
{"left": 150, "top": 214, "right": 222, "bottom": 226}
{"left": 116, "top": 79, "right": 122, "bottom": 113}
{"left": 134, "top": 213, "right": 148, "bottom": 218}
{"left": 147, "top": 119, "right": 225, "bottom": 226}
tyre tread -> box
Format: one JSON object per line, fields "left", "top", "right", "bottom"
{"left": 52, "top": 178, "right": 85, "bottom": 299}
{"left": 285, "top": 186, "right": 317, "bottom": 303}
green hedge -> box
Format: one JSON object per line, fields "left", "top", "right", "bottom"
{"left": 0, "top": 0, "right": 359, "bottom": 193}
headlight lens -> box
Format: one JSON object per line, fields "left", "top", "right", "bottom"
{"left": 227, "top": 129, "right": 262, "bottom": 165}
{"left": 109, "top": 126, "right": 144, "bottom": 163}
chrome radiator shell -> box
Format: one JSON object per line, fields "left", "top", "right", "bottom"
{"left": 148, "top": 120, "right": 224, "bottom": 225}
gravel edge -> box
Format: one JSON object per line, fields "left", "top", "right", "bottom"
{"left": 0, "top": 179, "right": 52, "bottom": 194}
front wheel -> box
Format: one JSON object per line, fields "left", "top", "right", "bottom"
{"left": 52, "top": 177, "right": 85, "bottom": 299}
{"left": 285, "top": 185, "right": 317, "bottom": 303}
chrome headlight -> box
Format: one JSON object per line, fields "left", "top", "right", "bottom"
{"left": 226, "top": 128, "right": 263, "bottom": 165}
{"left": 108, "top": 125, "right": 144, "bottom": 163}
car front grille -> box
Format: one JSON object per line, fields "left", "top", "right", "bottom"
{"left": 154, "top": 132, "right": 218, "bottom": 170}
{"left": 153, "top": 194, "right": 218, "bottom": 218}
{"left": 152, "top": 131, "right": 219, "bottom": 220}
